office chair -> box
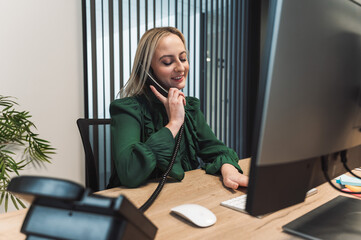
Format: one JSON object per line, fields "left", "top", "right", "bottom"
{"left": 77, "top": 118, "right": 112, "bottom": 192}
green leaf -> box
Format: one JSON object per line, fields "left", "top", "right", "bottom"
{"left": 10, "top": 194, "right": 19, "bottom": 210}
{"left": 0, "top": 191, "right": 5, "bottom": 205}
{"left": 33, "top": 137, "right": 50, "bottom": 144}
{"left": 7, "top": 157, "right": 17, "bottom": 166}
{"left": 12, "top": 167, "right": 20, "bottom": 176}
{"left": 0, "top": 161, "right": 5, "bottom": 179}
{"left": 3, "top": 170, "right": 10, "bottom": 178}
{"left": 1, "top": 149, "right": 15, "bottom": 155}
{"left": 4, "top": 192, "right": 8, "bottom": 212}
{"left": 16, "top": 197, "right": 26, "bottom": 209}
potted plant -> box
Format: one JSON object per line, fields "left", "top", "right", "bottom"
{"left": 0, "top": 95, "right": 55, "bottom": 212}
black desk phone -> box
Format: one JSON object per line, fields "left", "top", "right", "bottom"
{"left": 7, "top": 176, "right": 157, "bottom": 240}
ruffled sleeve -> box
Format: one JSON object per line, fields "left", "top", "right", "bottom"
{"left": 110, "top": 97, "right": 179, "bottom": 187}
{"left": 185, "top": 97, "right": 243, "bottom": 175}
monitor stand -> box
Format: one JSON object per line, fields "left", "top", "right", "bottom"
{"left": 282, "top": 195, "right": 361, "bottom": 240}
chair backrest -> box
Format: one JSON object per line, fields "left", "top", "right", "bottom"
{"left": 76, "top": 118, "right": 112, "bottom": 192}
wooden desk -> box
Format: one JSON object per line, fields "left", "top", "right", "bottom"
{"left": 0, "top": 159, "right": 352, "bottom": 240}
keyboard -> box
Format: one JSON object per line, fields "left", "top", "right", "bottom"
{"left": 220, "top": 194, "right": 248, "bottom": 214}
{"left": 220, "top": 188, "right": 318, "bottom": 218}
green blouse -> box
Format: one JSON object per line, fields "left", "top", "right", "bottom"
{"left": 108, "top": 91, "right": 243, "bottom": 188}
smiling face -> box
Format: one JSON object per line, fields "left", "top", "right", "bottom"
{"left": 150, "top": 34, "right": 189, "bottom": 90}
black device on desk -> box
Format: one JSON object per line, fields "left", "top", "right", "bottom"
{"left": 7, "top": 176, "right": 157, "bottom": 240}
{"left": 246, "top": 0, "right": 361, "bottom": 239}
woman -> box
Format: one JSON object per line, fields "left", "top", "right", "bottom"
{"left": 108, "top": 27, "right": 248, "bottom": 189}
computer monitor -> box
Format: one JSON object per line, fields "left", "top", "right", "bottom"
{"left": 246, "top": 0, "right": 361, "bottom": 216}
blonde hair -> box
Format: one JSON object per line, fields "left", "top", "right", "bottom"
{"left": 119, "top": 27, "right": 187, "bottom": 98}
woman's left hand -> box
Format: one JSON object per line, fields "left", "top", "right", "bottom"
{"left": 221, "top": 163, "right": 249, "bottom": 189}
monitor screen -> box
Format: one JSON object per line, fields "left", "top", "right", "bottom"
{"left": 246, "top": 0, "right": 361, "bottom": 216}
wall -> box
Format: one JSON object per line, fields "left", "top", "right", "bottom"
{"left": 0, "top": 0, "right": 84, "bottom": 213}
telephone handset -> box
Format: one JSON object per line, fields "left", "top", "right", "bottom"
{"left": 145, "top": 70, "right": 169, "bottom": 97}
{"left": 141, "top": 64, "right": 168, "bottom": 97}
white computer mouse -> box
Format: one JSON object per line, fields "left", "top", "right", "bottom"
{"left": 170, "top": 203, "right": 217, "bottom": 227}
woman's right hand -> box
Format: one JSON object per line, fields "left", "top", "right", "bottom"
{"left": 150, "top": 85, "right": 186, "bottom": 138}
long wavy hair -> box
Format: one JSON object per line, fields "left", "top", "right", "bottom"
{"left": 119, "top": 27, "right": 187, "bottom": 98}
